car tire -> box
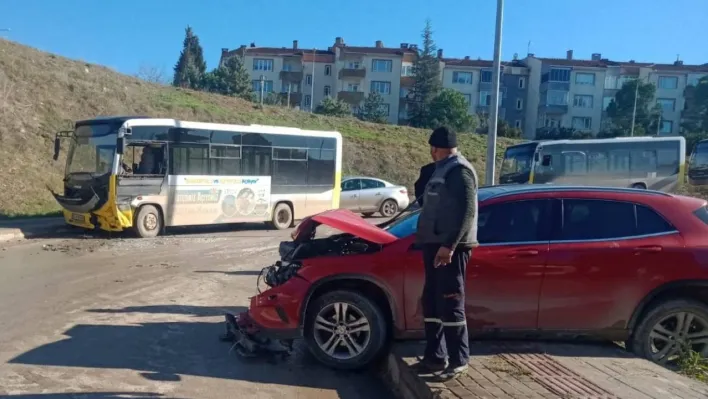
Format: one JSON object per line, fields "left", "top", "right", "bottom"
{"left": 629, "top": 298, "right": 708, "bottom": 365}
{"left": 362, "top": 212, "right": 375, "bottom": 218}
{"left": 134, "top": 205, "right": 162, "bottom": 238}
{"left": 304, "top": 290, "right": 388, "bottom": 370}
{"left": 631, "top": 183, "right": 647, "bottom": 189}
{"left": 270, "top": 203, "right": 293, "bottom": 230}
{"left": 379, "top": 199, "right": 398, "bottom": 218}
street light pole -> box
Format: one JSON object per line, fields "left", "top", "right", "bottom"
{"left": 485, "top": 0, "right": 504, "bottom": 186}
{"left": 630, "top": 79, "right": 640, "bottom": 137}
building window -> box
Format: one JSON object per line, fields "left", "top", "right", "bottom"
{"left": 400, "top": 87, "right": 409, "bottom": 98}
{"left": 453, "top": 71, "right": 473, "bottom": 84}
{"left": 545, "top": 117, "right": 560, "bottom": 128}
{"left": 480, "top": 70, "right": 493, "bottom": 83}
{"left": 370, "top": 81, "right": 391, "bottom": 95}
{"left": 658, "top": 76, "right": 678, "bottom": 90}
{"left": 479, "top": 90, "right": 503, "bottom": 106}
{"left": 660, "top": 120, "right": 673, "bottom": 134}
{"left": 546, "top": 90, "right": 568, "bottom": 106}
{"left": 463, "top": 94, "right": 472, "bottom": 106}
{"left": 304, "top": 95, "right": 312, "bottom": 107}
{"left": 324, "top": 85, "right": 331, "bottom": 97}
{"left": 688, "top": 75, "right": 707, "bottom": 86}
{"left": 324, "top": 65, "right": 332, "bottom": 76}
{"left": 575, "top": 72, "right": 596, "bottom": 85}
{"left": 657, "top": 98, "right": 676, "bottom": 112}
{"left": 515, "top": 120, "right": 522, "bottom": 128}
{"left": 372, "top": 59, "right": 393, "bottom": 73}
{"left": 306, "top": 74, "right": 312, "bottom": 85}
{"left": 380, "top": 103, "right": 390, "bottom": 116}
{"left": 252, "top": 80, "right": 274, "bottom": 93}
{"left": 347, "top": 83, "right": 359, "bottom": 92}
{"left": 618, "top": 76, "right": 635, "bottom": 89}
{"left": 347, "top": 61, "right": 361, "bottom": 69}
{"left": 549, "top": 68, "right": 571, "bottom": 82}
{"left": 603, "top": 96, "right": 613, "bottom": 110}
{"left": 253, "top": 59, "right": 274, "bottom": 71}
{"left": 401, "top": 65, "right": 414, "bottom": 76}
{"left": 604, "top": 76, "right": 618, "bottom": 90}
{"left": 573, "top": 95, "right": 594, "bottom": 108}
{"left": 572, "top": 117, "right": 592, "bottom": 130}
{"left": 282, "top": 64, "right": 293, "bottom": 72}
{"left": 518, "top": 77, "right": 526, "bottom": 89}
{"left": 281, "top": 82, "right": 299, "bottom": 93}
{"left": 516, "top": 99, "right": 523, "bottom": 110}
{"left": 351, "top": 105, "right": 360, "bottom": 115}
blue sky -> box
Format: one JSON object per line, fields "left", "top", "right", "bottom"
{"left": 2, "top": 0, "right": 706, "bottom": 77}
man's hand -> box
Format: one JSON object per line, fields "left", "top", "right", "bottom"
{"left": 434, "top": 247, "right": 453, "bottom": 267}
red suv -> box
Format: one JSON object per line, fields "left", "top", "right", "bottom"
{"left": 236, "top": 185, "right": 708, "bottom": 370}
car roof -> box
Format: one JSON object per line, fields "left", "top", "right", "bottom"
{"left": 479, "top": 184, "right": 673, "bottom": 202}
{"left": 343, "top": 176, "right": 393, "bottom": 184}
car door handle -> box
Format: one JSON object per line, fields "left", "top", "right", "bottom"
{"left": 375, "top": 192, "right": 382, "bottom": 196}
{"left": 634, "top": 245, "right": 663, "bottom": 254}
{"left": 508, "top": 249, "right": 539, "bottom": 258}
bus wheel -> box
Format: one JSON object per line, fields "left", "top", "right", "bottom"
{"left": 134, "top": 205, "right": 162, "bottom": 238}
{"left": 271, "top": 203, "right": 293, "bottom": 230}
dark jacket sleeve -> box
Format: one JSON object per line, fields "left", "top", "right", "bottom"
{"left": 414, "top": 163, "right": 435, "bottom": 206}
{"left": 442, "top": 166, "right": 477, "bottom": 249}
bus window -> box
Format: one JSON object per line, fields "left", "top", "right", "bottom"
{"left": 630, "top": 150, "right": 658, "bottom": 173}
{"left": 588, "top": 151, "right": 609, "bottom": 174}
{"left": 562, "top": 151, "right": 587, "bottom": 175}
{"left": 609, "top": 150, "right": 630, "bottom": 172}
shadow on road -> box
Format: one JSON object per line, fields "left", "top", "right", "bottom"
{"left": 0, "top": 392, "right": 183, "bottom": 399}
{"left": 8, "top": 305, "right": 385, "bottom": 399}
{"left": 194, "top": 270, "right": 262, "bottom": 276}
{"left": 85, "top": 305, "right": 246, "bottom": 318}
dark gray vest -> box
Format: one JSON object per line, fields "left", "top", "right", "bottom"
{"left": 416, "top": 154, "right": 478, "bottom": 247}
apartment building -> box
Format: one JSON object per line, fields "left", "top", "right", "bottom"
{"left": 524, "top": 50, "right": 708, "bottom": 138}
{"left": 221, "top": 38, "right": 416, "bottom": 124}
{"left": 220, "top": 38, "right": 708, "bottom": 139}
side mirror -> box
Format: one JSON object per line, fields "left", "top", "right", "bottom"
{"left": 534, "top": 153, "right": 540, "bottom": 162}
{"left": 117, "top": 137, "right": 125, "bottom": 155}
{"left": 542, "top": 155, "right": 552, "bottom": 167}
{"left": 53, "top": 137, "right": 61, "bottom": 161}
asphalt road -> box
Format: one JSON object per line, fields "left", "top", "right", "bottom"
{"left": 0, "top": 220, "right": 390, "bottom": 399}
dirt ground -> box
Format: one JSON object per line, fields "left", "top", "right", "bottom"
{"left": 0, "top": 223, "right": 390, "bottom": 399}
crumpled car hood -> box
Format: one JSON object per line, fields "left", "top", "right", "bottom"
{"left": 292, "top": 209, "right": 398, "bottom": 245}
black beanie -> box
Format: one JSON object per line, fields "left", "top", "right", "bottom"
{"left": 428, "top": 126, "right": 457, "bottom": 149}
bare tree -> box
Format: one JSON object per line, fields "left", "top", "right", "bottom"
{"left": 135, "top": 64, "right": 170, "bottom": 85}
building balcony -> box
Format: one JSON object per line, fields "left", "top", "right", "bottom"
{"left": 278, "top": 92, "right": 302, "bottom": 106}
{"left": 538, "top": 104, "right": 569, "bottom": 114}
{"left": 339, "top": 68, "right": 366, "bottom": 79}
{"left": 338, "top": 91, "right": 365, "bottom": 104}
{"left": 279, "top": 70, "right": 303, "bottom": 81}
{"left": 400, "top": 76, "right": 415, "bottom": 87}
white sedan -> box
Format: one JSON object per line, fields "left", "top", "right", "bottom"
{"left": 339, "top": 176, "right": 410, "bottom": 217}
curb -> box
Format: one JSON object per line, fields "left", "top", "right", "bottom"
{"left": 0, "top": 218, "right": 70, "bottom": 242}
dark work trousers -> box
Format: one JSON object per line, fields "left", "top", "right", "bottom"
{"left": 421, "top": 243, "right": 471, "bottom": 368}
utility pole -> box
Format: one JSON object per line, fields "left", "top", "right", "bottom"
{"left": 630, "top": 79, "right": 640, "bottom": 137}
{"left": 485, "top": 0, "right": 504, "bottom": 186}
{"left": 310, "top": 48, "right": 316, "bottom": 112}
{"left": 287, "top": 83, "right": 292, "bottom": 108}
{"left": 259, "top": 75, "right": 265, "bottom": 107}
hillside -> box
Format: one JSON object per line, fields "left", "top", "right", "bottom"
{"left": 0, "top": 39, "right": 521, "bottom": 217}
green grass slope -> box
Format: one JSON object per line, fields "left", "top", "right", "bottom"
{"left": 0, "top": 39, "right": 521, "bottom": 217}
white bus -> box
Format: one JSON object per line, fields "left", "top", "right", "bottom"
{"left": 52, "top": 116, "right": 343, "bottom": 237}
{"left": 499, "top": 136, "right": 686, "bottom": 192}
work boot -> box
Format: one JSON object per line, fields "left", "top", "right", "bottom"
{"left": 435, "top": 364, "right": 469, "bottom": 381}
{"left": 410, "top": 356, "right": 447, "bottom": 374}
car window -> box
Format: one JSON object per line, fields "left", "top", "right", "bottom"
{"left": 361, "top": 179, "right": 385, "bottom": 189}
{"left": 341, "top": 179, "right": 360, "bottom": 191}
{"left": 385, "top": 211, "right": 419, "bottom": 238}
{"left": 561, "top": 199, "right": 635, "bottom": 240}
{"left": 478, "top": 200, "right": 548, "bottom": 244}
{"left": 636, "top": 205, "right": 674, "bottom": 235}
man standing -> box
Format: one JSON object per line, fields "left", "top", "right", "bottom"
{"left": 414, "top": 126, "right": 478, "bottom": 380}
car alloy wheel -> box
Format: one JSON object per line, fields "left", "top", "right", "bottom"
{"left": 380, "top": 199, "right": 398, "bottom": 217}
{"left": 313, "top": 302, "right": 372, "bottom": 360}
{"left": 648, "top": 311, "right": 708, "bottom": 364}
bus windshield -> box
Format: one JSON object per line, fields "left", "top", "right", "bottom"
{"left": 66, "top": 124, "right": 118, "bottom": 176}
{"left": 499, "top": 143, "right": 536, "bottom": 184}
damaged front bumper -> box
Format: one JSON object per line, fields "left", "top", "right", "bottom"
{"left": 221, "top": 311, "right": 296, "bottom": 358}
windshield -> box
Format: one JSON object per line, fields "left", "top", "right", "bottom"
{"left": 66, "top": 124, "right": 118, "bottom": 176}
{"left": 500, "top": 146, "right": 534, "bottom": 177}
{"left": 384, "top": 210, "right": 420, "bottom": 238}
{"left": 691, "top": 144, "right": 708, "bottom": 168}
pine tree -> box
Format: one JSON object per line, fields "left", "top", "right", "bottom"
{"left": 205, "top": 56, "right": 253, "bottom": 100}
{"left": 361, "top": 92, "right": 388, "bottom": 123}
{"left": 409, "top": 19, "right": 442, "bottom": 129}
{"left": 173, "top": 26, "right": 207, "bottom": 89}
